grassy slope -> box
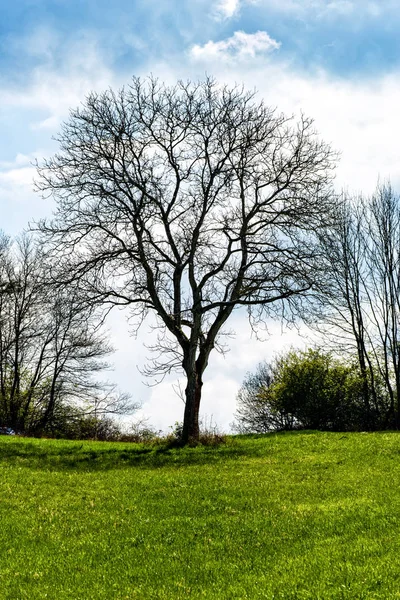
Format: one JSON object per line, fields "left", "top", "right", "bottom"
{"left": 1, "top": 432, "right": 400, "bottom": 599}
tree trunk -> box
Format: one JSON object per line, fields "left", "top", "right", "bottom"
{"left": 357, "top": 348, "right": 372, "bottom": 430}
{"left": 395, "top": 364, "right": 400, "bottom": 431}
{"left": 182, "top": 366, "right": 203, "bottom": 444}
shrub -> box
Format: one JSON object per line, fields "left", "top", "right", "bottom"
{"left": 234, "top": 348, "right": 375, "bottom": 433}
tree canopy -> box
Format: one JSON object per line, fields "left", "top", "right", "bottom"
{"left": 37, "top": 77, "right": 337, "bottom": 443}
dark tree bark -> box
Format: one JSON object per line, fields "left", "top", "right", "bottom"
{"left": 35, "top": 77, "right": 337, "bottom": 444}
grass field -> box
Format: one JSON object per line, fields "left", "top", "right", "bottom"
{"left": 1, "top": 432, "right": 400, "bottom": 599}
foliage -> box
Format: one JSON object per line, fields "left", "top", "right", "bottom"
{"left": 234, "top": 348, "right": 384, "bottom": 433}
{"left": 2, "top": 432, "right": 400, "bottom": 598}
{"left": 271, "top": 348, "right": 363, "bottom": 430}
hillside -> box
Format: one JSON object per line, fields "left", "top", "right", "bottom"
{"left": 1, "top": 432, "right": 399, "bottom": 599}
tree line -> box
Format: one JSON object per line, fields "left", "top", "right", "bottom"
{"left": 0, "top": 233, "right": 134, "bottom": 436}
{"left": 235, "top": 183, "right": 400, "bottom": 434}
{"left": 2, "top": 75, "right": 399, "bottom": 442}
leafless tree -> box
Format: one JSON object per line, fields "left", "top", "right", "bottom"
{"left": 36, "top": 77, "right": 337, "bottom": 443}
{"left": 0, "top": 233, "right": 134, "bottom": 433}
{"left": 0, "top": 234, "right": 47, "bottom": 429}
{"left": 232, "top": 361, "right": 297, "bottom": 433}
{"left": 316, "top": 184, "right": 400, "bottom": 428}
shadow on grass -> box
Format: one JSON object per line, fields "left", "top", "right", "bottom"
{"left": 0, "top": 434, "right": 282, "bottom": 472}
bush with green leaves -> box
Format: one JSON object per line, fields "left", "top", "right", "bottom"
{"left": 234, "top": 348, "right": 381, "bottom": 433}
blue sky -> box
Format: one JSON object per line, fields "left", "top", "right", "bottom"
{"left": 1, "top": 0, "right": 400, "bottom": 80}
{"left": 1, "top": 0, "right": 400, "bottom": 430}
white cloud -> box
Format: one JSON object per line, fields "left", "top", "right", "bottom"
{"left": 190, "top": 30, "right": 280, "bottom": 62}
{"left": 0, "top": 160, "right": 45, "bottom": 234}
{"left": 0, "top": 30, "right": 124, "bottom": 131}
{"left": 0, "top": 153, "right": 34, "bottom": 170}
{"left": 0, "top": 166, "right": 35, "bottom": 188}
{"left": 215, "top": 0, "right": 240, "bottom": 19}
{"left": 0, "top": 30, "right": 126, "bottom": 233}
{"left": 31, "top": 116, "right": 62, "bottom": 131}
{"left": 175, "top": 48, "right": 400, "bottom": 195}
{"left": 259, "top": 71, "right": 400, "bottom": 194}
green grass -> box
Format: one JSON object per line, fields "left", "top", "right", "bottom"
{"left": 1, "top": 432, "right": 400, "bottom": 599}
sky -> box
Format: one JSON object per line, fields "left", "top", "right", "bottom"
{"left": 1, "top": 0, "right": 400, "bottom": 432}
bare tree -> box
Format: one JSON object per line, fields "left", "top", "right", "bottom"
{"left": 0, "top": 233, "right": 134, "bottom": 433}
{"left": 0, "top": 234, "right": 47, "bottom": 430}
{"left": 314, "top": 199, "right": 378, "bottom": 428}
{"left": 316, "top": 184, "right": 400, "bottom": 428}
{"left": 36, "top": 77, "right": 337, "bottom": 443}
{"left": 232, "top": 361, "right": 297, "bottom": 433}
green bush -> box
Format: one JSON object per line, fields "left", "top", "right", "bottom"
{"left": 271, "top": 349, "right": 362, "bottom": 430}
{"left": 234, "top": 348, "right": 376, "bottom": 433}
